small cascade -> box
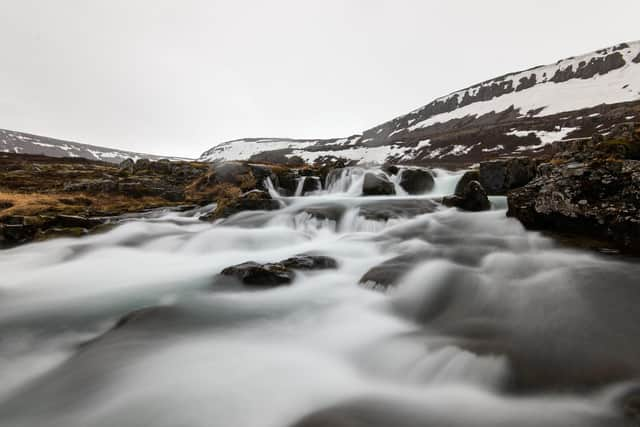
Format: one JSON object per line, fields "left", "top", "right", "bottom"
{"left": 264, "top": 177, "right": 281, "bottom": 198}
{"left": 294, "top": 176, "right": 323, "bottom": 197}
{"left": 429, "top": 168, "right": 468, "bottom": 197}
{"left": 294, "top": 177, "right": 307, "bottom": 197}
{"left": 388, "top": 168, "right": 408, "bottom": 196}
{"left": 324, "top": 167, "right": 367, "bottom": 195}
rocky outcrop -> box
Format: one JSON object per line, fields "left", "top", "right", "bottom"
{"left": 0, "top": 214, "right": 105, "bottom": 248}
{"left": 507, "top": 126, "right": 640, "bottom": 252}
{"left": 398, "top": 168, "right": 435, "bottom": 194}
{"left": 362, "top": 172, "right": 395, "bottom": 196}
{"left": 442, "top": 180, "right": 491, "bottom": 212}
{"left": 220, "top": 254, "right": 338, "bottom": 287}
{"left": 201, "top": 190, "right": 281, "bottom": 221}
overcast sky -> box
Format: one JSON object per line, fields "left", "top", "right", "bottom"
{"left": 1, "top": 0, "right": 639, "bottom": 157}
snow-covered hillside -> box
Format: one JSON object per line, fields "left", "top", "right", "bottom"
{"left": 0, "top": 129, "right": 186, "bottom": 164}
{"left": 200, "top": 40, "right": 640, "bottom": 165}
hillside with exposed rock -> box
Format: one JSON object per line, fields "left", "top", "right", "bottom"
{"left": 200, "top": 41, "right": 640, "bottom": 165}
{"left": 0, "top": 128, "right": 186, "bottom": 164}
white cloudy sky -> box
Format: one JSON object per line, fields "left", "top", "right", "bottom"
{"left": 1, "top": 0, "right": 639, "bottom": 157}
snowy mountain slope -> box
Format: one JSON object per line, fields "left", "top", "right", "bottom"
{"left": 200, "top": 40, "right": 640, "bottom": 165}
{"left": 0, "top": 129, "right": 187, "bottom": 163}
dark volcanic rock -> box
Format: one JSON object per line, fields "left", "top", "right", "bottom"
{"left": 454, "top": 170, "right": 481, "bottom": 196}
{"left": 382, "top": 164, "right": 399, "bottom": 175}
{"left": 362, "top": 172, "right": 395, "bottom": 196}
{"left": 442, "top": 180, "right": 491, "bottom": 212}
{"left": 220, "top": 190, "right": 281, "bottom": 217}
{"left": 281, "top": 255, "right": 338, "bottom": 270}
{"left": 479, "top": 157, "right": 537, "bottom": 194}
{"left": 508, "top": 130, "right": 640, "bottom": 252}
{"left": 221, "top": 261, "right": 294, "bottom": 287}
{"left": 398, "top": 168, "right": 435, "bottom": 194}
{"left": 0, "top": 223, "right": 38, "bottom": 247}
{"left": 300, "top": 176, "right": 322, "bottom": 195}
{"left": 220, "top": 254, "right": 337, "bottom": 287}
{"left": 118, "top": 158, "right": 135, "bottom": 173}
{"left": 508, "top": 159, "right": 640, "bottom": 252}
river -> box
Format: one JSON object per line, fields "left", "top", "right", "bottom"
{"left": 0, "top": 168, "right": 638, "bottom": 427}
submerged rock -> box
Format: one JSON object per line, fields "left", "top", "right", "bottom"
{"left": 362, "top": 172, "right": 395, "bottom": 196}
{"left": 359, "top": 252, "right": 428, "bottom": 291}
{"left": 442, "top": 180, "right": 491, "bottom": 212}
{"left": 398, "top": 168, "right": 435, "bottom": 194}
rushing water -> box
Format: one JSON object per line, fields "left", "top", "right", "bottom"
{"left": 1, "top": 168, "right": 639, "bottom": 427}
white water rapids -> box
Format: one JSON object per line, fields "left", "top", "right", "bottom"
{"left": 0, "top": 168, "right": 639, "bottom": 427}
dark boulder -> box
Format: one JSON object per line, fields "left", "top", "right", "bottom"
{"left": 220, "top": 261, "right": 295, "bottom": 287}
{"left": 362, "top": 172, "right": 395, "bottom": 196}
{"left": 134, "top": 158, "right": 152, "bottom": 172}
{"left": 212, "top": 161, "right": 251, "bottom": 185}
{"left": 454, "top": 170, "right": 481, "bottom": 196}
{"left": 0, "top": 223, "right": 38, "bottom": 247}
{"left": 398, "top": 168, "right": 435, "bottom": 194}
{"left": 300, "top": 176, "right": 322, "bottom": 195}
{"left": 219, "top": 254, "right": 338, "bottom": 287}
{"left": 479, "top": 157, "right": 537, "bottom": 194}
{"left": 281, "top": 255, "right": 338, "bottom": 270}
{"left": 382, "top": 164, "right": 399, "bottom": 175}
{"left": 118, "top": 158, "right": 135, "bottom": 174}
{"left": 202, "top": 190, "right": 281, "bottom": 221}
{"left": 248, "top": 164, "right": 278, "bottom": 192}
{"left": 150, "top": 159, "right": 172, "bottom": 175}
{"left": 274, "top": 170, "right": 298, "bottom": 196}
{"left": 442, "top": 180, "right": 491, "bottom": 212}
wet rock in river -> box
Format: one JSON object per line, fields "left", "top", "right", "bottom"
{"left": 479, "top": 157, "right": 537, "bottom": 195}
{"left": 220, "top": 255, "right": 338, "bottom": 287}
{"left": 442, "top": 180, "right": 491, "bottom": 212}
{"left": 398, "top": 168, "right": 435, "bottom": 194}
{"left": 221, "top": 261, "right": 295, "bottom": 286}
{"left": 362, "top": 172, "right": 395, "bottom": 196}
{"left": 281, "top": 255, "right": 338, "bottom": 270}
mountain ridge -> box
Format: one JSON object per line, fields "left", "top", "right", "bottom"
{"left": 0, "top": 128, "right": 189, "bottom": 164}
{"left": 3, "top": 40, "right": 639, "bottom": 165}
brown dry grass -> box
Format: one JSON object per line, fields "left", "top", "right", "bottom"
{"left": 0, "top": 191, "right": 183, "bottom": 219}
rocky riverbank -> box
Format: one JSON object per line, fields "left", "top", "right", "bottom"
{"left": 507, "top": 122, "right": 640, "bottom": 254}
{"left": 0, "top": 153, "right": 331, "bottom": 248}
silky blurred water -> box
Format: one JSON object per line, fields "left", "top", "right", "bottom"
{"left": 0, "top": 167, "right": 638, "bottom": 427}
